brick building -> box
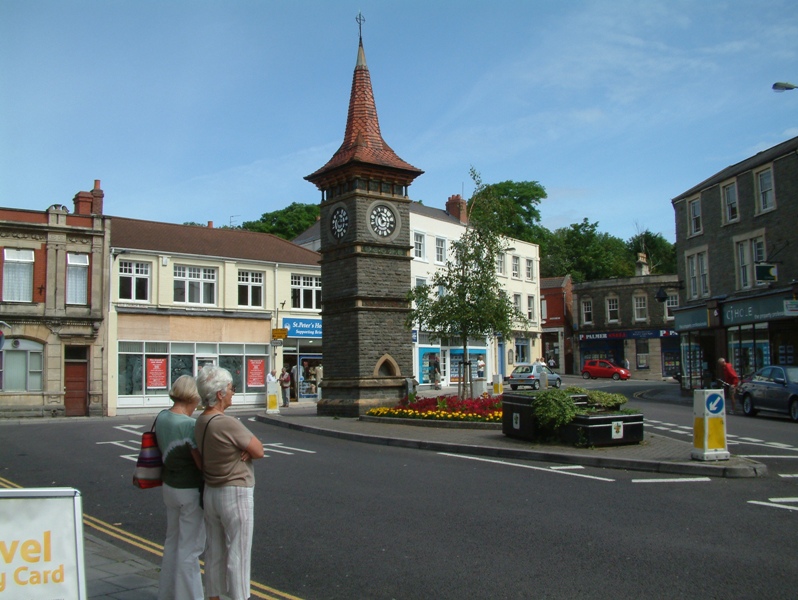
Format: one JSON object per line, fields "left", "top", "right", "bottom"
{"left": 0, "top": 182, "right": 110, "bottom": 417}
{"left": 540, "top": 275, "right": 574, "bottom": 374}
{"left": 672, "top": 135, "right": 798, "bottom": 390}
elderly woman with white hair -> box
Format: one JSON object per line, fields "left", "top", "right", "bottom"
{"left": 195, "top": 365, "right": 264, "bottom": 600}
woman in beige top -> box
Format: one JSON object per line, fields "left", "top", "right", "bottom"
{"left": 195, "top": 366, "right": 264, "bottom": 600}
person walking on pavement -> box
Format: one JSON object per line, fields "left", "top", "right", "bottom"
{"left": 279, "top": 366, "right": 291, "bottom": 407}
{"left": 718, "top": 357, "right": 740, "bottom": 414}
{"left": 195, "top": 366, "right": 265, "bottom": 600}
{"left": 155, "top": 375, "right": 205, "bottom": 600}
{"left": 429, "top": 355, "right": 442, "bottom": 390}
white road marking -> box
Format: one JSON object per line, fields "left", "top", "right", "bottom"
{"left": 97, "top": 440, "right": 140, "bottom": 451}
{"left": 740, "top": 455, "right": 798, "bottom": 459}
{"left": 632, "top": 477, "right": 711, "bottom": 484}
{"left": 114, "top": 425, "right": 145, "bottom": 435}
{"left": 778, "top": 474, "right": 798, "bottom": 478}
{"left": 266, "top": 443, "right": 316, "bottom": 454}
{"left": 549, "top": 465, "right": 585, "bottom": 470}
{"left": 737, "top": 437, "right": 764, "bottom": 443}
{"left": 747, "top": 497, "right": 798, "bottom": 512}
{"left": 438, "top": 453, "right": 615, "bottom": 482}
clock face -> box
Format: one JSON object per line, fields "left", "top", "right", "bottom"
{"left": 330, "top": 207, "right": 349, "bottom": 240}
{"left": 370, "top": 205, "right": 396, "bottom": 237}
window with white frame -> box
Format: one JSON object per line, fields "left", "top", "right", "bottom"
{"left": 606, "top": 297, "right": 619, "bottom": 322}
{"left": 66, "top": 252, "right": 89, "bottom": 305}
{"left": 527, "top": 295, "right": 536, "bottom": 320}
{"left": 636, "top": 339, "right": 649, "bottom": 369}
{"left": 2, "top": 248, "right": 34, "bottom": 302}
{"left": 0, "top": 339, "right": 43, "bottom": 391}
{"left": 415, "top": 277, "right": 426, "bottom": 288}
{"left": 512, "top": 256, "right": 520, "bottom": 278}
{"left": 722, "top": 181, "right": 738, "bottom": 224}
{"left": 174, "top": 265, "right": 216, "bottom": 305}
{"left": 541, "top": 298, "right": 548, "bottom": 321}
{"left": 755, "top": 168, "right": 774, "bottom": 213}
{"left": 119, "top": 260, "right": 150, "bottom": 302}
{"left": 582, "top": 299, "right": 593, "bottom": 324}
{"left": 238, "top": 270, "right": 264, "bottom": 307}
{"left": 496, "top": 253, "right": 505, "bottom": 275}
{"left": 514, "top": 338, "right": 529, "bottom": 364}
{"left": 435, "top": 238, "right": 446, "bottom": 263}
{"left": 666, "top": 294, "right": 678, "bottom": 320}
{"left": 291, "top": 274, "right": 321, "bottom": 310}
{"left": 513, "top": 294, "right": 521, "bottom": 313}
{"left": 413, "top": 232, "right": 425, "bottom": 259}
{"left": 734, "top": 235, "right": 765, "bottom": 290}
{"left": 634, "top": 295, "right": 648, "bottom": 321}
{"left": 525, "top": 259, "right": 533, "bottom": 280}
{"left": 687, "top": 250, "right": 710, "bottom": 298}
{"left": 688, "top": 198, "right": 702, "bottom": 235}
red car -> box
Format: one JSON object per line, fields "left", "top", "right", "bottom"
{"left": 581, "top": 359, "right": 630, "bottom": 380}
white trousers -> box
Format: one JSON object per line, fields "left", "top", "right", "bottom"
{"left": 203, "top": 485, "right": 255, "bottom": 600}
{"left": 160, "top": 483, "right": 205, "bottom": 600}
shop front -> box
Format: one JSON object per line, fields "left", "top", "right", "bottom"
{"left": 578, "top": 329, "right": 679, "bottom": 380}
{"left": 282, "top": 317, "right": 323, "bottom": 400}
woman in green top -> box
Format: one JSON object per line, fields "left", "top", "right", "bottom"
{"left": 155, "top": 375, "right": 205, "bottom": 600}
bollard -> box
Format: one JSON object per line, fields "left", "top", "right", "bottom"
{"left": 691, "top": 389, "right": 730, "bottom": 461}
{"left": 492, "top": 373, "right": 503, "bottom": 396}
{"left": 266, "top": 381, "right": 281, "bottom": 415}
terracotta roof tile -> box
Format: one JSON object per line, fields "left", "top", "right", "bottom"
{"left": 306, "top": 42, "right": 422, "bottom": 184}
{"left": 110, "top": 216, "right": 320, "bottom": 266}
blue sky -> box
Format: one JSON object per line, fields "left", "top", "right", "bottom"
{"left": 1, "top": 1, "right": 796, "bottom": 242}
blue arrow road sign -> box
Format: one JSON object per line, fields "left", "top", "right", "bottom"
{"left": 706, "top": 393, "right": 724, "bottom": 415}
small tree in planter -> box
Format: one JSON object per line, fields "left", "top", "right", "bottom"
{"left": 529, "top": 389, "right": 579, "bottom": 440}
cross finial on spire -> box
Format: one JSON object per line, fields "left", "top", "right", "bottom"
{"left": 356, "top": 11, "right": 365, "bottom": 43}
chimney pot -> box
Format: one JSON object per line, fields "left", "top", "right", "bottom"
{"left": 208, "top": 221, "right": 213, "bottom": 228}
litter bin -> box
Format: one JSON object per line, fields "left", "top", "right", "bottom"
{"left": 502, "top": 393, "right": 538, "bottom": 440}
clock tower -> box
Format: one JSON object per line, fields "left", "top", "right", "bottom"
{"left": 305, "top": 31, "right": 423, "bottom": 416}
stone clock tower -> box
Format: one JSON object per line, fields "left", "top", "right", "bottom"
{"left": 305, "top": 34, "right": 423, "bottom": 417}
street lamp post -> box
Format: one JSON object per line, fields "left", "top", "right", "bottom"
{"left": 772, "top": 81, "right": 797, "bottom": 92}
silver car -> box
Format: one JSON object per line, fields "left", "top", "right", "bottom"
{"left": 507, "top": 363, "right": 562, "bottom": 390}
{"left": 738, "top": 365, "right": 798, "bottom": 421}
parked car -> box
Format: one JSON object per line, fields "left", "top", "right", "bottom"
{"left": 738, "top": 365, "right": 798, "bottom": 421}
{"left": 506, "top": 363, "right": 562, "bottom": 390}
{"left": 581, "top": 360, "right": 630, "bottom": 381}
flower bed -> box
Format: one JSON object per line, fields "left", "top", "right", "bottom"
{"left": 366, "top": 394, "right": 502, "bottom": 423}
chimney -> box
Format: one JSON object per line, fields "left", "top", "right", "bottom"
{"left": 635, "top": 253, "right": 650, "bottom": 276}
{"left": 73, "top": 190, "right": 93, "bottom": 215}
{"left": 207, "top": 221, "right": 213, "bottom": 228}
{"left": 90, "top": 179, "right": 104, "bottom": 215}
{"left": 445, "top": 194, "right": 468, "bottom": 225}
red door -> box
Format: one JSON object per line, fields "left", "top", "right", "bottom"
{"left": 64, "top": 361, "right": 88, "bottom": 416}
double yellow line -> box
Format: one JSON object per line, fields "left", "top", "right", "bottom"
{"left": 0, "top": 476, "right": 301, "bottom": 600}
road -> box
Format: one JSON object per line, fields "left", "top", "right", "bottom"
{"left": 1, "top": 386, "right": 796, "bottom": 599}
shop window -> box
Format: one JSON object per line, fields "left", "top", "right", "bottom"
{"left": 0, "top": 339, "right": 43, "bottom": 391}
{"left": 66, "top": 252, "right": 89, "bottom": 305}
{"left": 119, "top": 260, "right": 150, "bottom": 301}
{"left": 636, "top": 339, "right": 649, "bottom": 369}
{"left": 2, "top": 248, "right": 34, "bottom": 302}
{"left": 514, "top": 339, "right": 529, "bottom": 364}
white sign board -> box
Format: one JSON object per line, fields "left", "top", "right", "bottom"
{"left": 0, "top": 488, "right": 86, "bottom": 599}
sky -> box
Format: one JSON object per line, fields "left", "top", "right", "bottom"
{"left": 1, "top": 1, "right": 797, "bottom": 243}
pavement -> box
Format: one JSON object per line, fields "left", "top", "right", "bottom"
{"left": 81, "top": 380, "right": 766, "bottom": 598}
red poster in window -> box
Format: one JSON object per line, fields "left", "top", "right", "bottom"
{"left": 247, "top": 358, "right": 265, "bottom": 387}
{"left": 147, "top": 357, "right": 168, "bottom": 389}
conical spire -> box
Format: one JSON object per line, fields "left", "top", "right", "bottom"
{"left": 306, "top": 40, "right": 423, "bottom": 186}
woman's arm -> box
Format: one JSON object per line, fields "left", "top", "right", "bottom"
{"left": 240, "top": 435, "right": 265, "bottom": 462}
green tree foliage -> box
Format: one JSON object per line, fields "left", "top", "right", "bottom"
{"left": 540, "top": 219, "right": 633, "bottom": 283}
{"left": 626, "top": 229, "right": 676, "bottom": 274}
{"left": 407, "top": 171, "right": 529, "bottom": 396}
{"left": 467, "top": 174, "right": 547, "bottom": 242}
{"left": 242, "top": 202, "right": 320, "bottom": 240}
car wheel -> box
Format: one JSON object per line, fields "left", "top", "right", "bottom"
{"left": 612, "top": 373, "right": 620, "bottom": 381}
{"left": 532, "top": 380, "right": 541, "bottom": 390}
{"left": 510, "top": 385, "right": 518, "bottom": 390}
{"left": 553, "top": 378, "right": 562, "bottom": 388}
{"left": 582, "top": 372, "right": 590, "bottom": 379}
{"left": 741, "top": 394, "right": 757, "bottom": 417}
{"left": 790, "top": 399, "right": 798, "bottom": 423}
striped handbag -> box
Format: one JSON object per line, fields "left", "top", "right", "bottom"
{"left": 132, "top": 413, "right": 164, "bottom": 489}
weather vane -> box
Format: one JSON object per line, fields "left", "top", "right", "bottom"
{"left": 356, "top": 11, "right": 365, "bottom": 43}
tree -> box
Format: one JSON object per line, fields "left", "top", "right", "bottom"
{"left": 540, "top": 219, "right": 632, "bottom": 282}
{"left": 467, "top": 177, "right": 547, "bottom": 243}
{"left": 242, "top": 202, "right": 320, "bottom": 240}
{"left": 407, "top": 171, "right": 529, "bottom": 398}
{"left": 626, "top": 228, "right": 676, "bottom": 274}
